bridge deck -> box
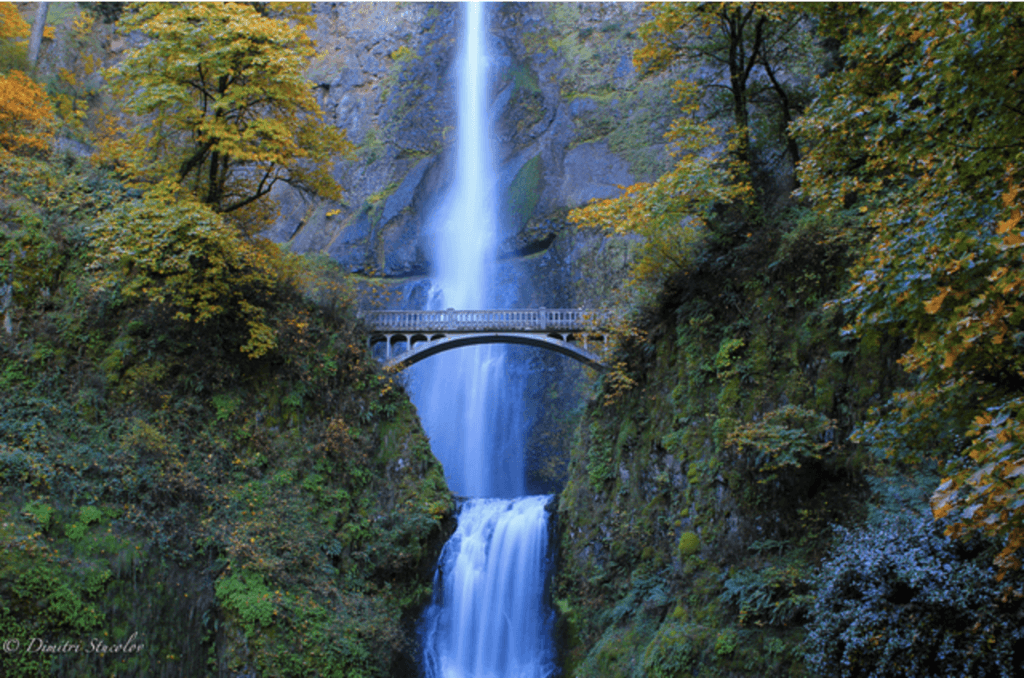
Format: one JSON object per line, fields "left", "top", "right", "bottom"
{"left": 359, "top": 308, "right": 611, "bottom": 334}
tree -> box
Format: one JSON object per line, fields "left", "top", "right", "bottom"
{"left": 568, "top": 81, "right": 752, "bottom": 293}
{"left": 0, "top": 69, "right": 53, "bottom": 156}
{"left": 569, "top": 2, "right": 815, "bottom": 294}
{"left": 634, "top": 3, "right": 811, "bottom": 168}
{"left": 0, "top": 4, "right": 53, "bottom": 156}
{"left": 0, "top": 3, "right": 27, "bottom": 38}
{"left": 0, "top": 2, "right": 29, "bottom": 70}
{"left": 795, "top": 3, "right": 1024, "bottom": 575}
{"left": 100, "top": 3, "right": 351, "bottom": 231}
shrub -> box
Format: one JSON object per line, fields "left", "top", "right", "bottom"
{"left": 641, "top": 620, "right": 699, "bottom": 678}
{"left": 725, "top": 404, "right": 834, "bottom": 485}
{"left": 805, "top": 516, "right": 1024, "bottom": 678}
{"left": 0, "top": 70, "right": 54, "bottom": 156}
{"left": 719, "top": 563, "right": 811, "bottom": 627}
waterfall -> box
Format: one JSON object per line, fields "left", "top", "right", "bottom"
{"left": 407, "top": 0, "right": 525, "bottom": 499}
{"left": 420, "top": 497, "right": 557, "bottom": 678}
{"left": 412, "top": 5, "right": 557, "bottom": 678}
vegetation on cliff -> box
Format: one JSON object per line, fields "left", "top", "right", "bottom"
{"left": 5, "top": 2, "right": 1024, "bottom": 677}
{"left": 0, "top": 5, "right": 451, "bottom": 677}
{"left": 560, "top": 3, "right": 1024, "bottom": 677}
{"left": 0, "top": 145, "right": 452, "bottom": 678}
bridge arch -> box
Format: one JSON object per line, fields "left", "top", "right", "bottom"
{"left": 360, "top": 308, "right": 613, "bottom": 371}
{"left": 378, "top": 332, "right": 607, "bottom": 371}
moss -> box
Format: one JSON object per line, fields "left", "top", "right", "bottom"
{"left": 0, "top": 152, "right": 454, "bottom": 677}
{"left": 678, "top": 531, "right": 700, "bottom": 557}
{"left": 509, "top": 62, "right": 540, "bottom": 95}
{"left": 603, "top": 80, "right": 676, "bottom": 179}
{"left": 505, "top": 155, "right": 542, "bottom": 232}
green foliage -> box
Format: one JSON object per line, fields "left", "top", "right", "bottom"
{"left": 78, "top": 505, "right": 102, "bottom": 525}
{"left": 713, "top": 628, "right": 737, "bottom": 657}
{"left": 642, "top": 620, "right": 698, "bottom": 678}
{"left": 22, "top": 501, "right": 52, "bottom": 530}
{"left": 796, "top": 2, "right": 1024, "bottom": 576}
{"left": 719, "top": 563, "right": 812, "bottom": 627}
{"left": 64, "top": 505, "right": 104, "bottom": 541}
{"left": 215, "top": 568, "right": 275, "bottom": 633}
{"left": 713, "top": 337, "right": 745, "bottom": 375}
{"left": 0, "top": 514, "right": 113, "bottom": 678}
{"left": 585, "top": 419, "right": 617, "bottom": 490}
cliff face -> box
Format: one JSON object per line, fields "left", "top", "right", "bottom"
{"left": 0, "top": 149, "right": 456, "bottom": 677}
{"left": 260, "top": 2, "right": 673, "bottom": 496}
{"left": 551, "top": 201, "right": 913, "bottom": 677}
{"left": 267, "top": 2, "right": 668, "bottom": 310}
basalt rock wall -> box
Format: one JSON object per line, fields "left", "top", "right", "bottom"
{"left": 268, "top": 2, "right": 671, "bottom": 311}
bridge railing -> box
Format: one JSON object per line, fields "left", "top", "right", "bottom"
{"left": 359, "top": 308, "right": 612, "bottom": 333}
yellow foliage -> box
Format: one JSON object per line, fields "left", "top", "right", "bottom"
{"left": 0, "top": 69, "right": 53, "bottom": 155}
{"left": 88, "top": 182, "right": 292, "bottom": 358}
{"left": 570, "top": 81, "right": 752, "bottom": 293}
{"left": 923, "top": 287, "right": 950, "bottom": 315}
{"left": 0, "top": 3, "right": 29, "bottom": 40}
{"left": 72, "top": 13, "right": 93, "bottom": 37}
{"left": 931, "top": 402, "right": 1024, "bottom": 579}
{"left": 99, "top": 2, "right": 351, "bottom": 229}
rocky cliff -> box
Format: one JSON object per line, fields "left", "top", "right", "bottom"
{"left": 257, "top": 2, "right": 678, "bottom": 495}
{"left": 267, "top": 2, "right": 670, "bottom": 311}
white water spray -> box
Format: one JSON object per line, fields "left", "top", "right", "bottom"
{"left": 414, "top": 5, "right": 557, "bottom": 678}
{"left": 420, "top": 497, "right": 557, "bottom": 678}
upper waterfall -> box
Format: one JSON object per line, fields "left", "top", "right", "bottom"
{"left": 406, "top": 1, "right": 526, "bottom": 498}
{"left": 432, "top": 0, "right": 496, "bottom": 310}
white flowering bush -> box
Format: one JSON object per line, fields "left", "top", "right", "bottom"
{"left": 805, "top": 516, "right": 1024, "bottom": 678}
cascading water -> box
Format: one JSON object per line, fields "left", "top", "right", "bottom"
{"left": 406, "top": 0, "right": 525, "bottom": 500}
{"left": 420, "top": 497, "right": 557, "bottom": 678}
{"left": 412, "top": 4, "right": 557, "bottom": 678}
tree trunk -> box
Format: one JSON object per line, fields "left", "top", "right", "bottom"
{"left": 27, "top": 3, "right": 49, "bottom": 69}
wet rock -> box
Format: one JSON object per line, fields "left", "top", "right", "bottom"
{"left": 559, "top": 141, "right": 634, "bottom": 208}
{"left": 326, "top": 212, "right": 372, "bottom": 273}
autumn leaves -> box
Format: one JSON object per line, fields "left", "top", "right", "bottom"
{"left": 0, "top": 4, "right": 53, "bottom": 156}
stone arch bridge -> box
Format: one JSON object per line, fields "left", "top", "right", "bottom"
{"left": 359, "top": 308, "right": 613, "bottom": 371}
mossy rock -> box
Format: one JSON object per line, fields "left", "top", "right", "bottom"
{"left": 678, "top": 531, "right": 700, "bottom": 557}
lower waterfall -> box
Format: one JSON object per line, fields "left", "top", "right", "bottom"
{"left": 420, "top": 496, "right": 558, "bottom": 678}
